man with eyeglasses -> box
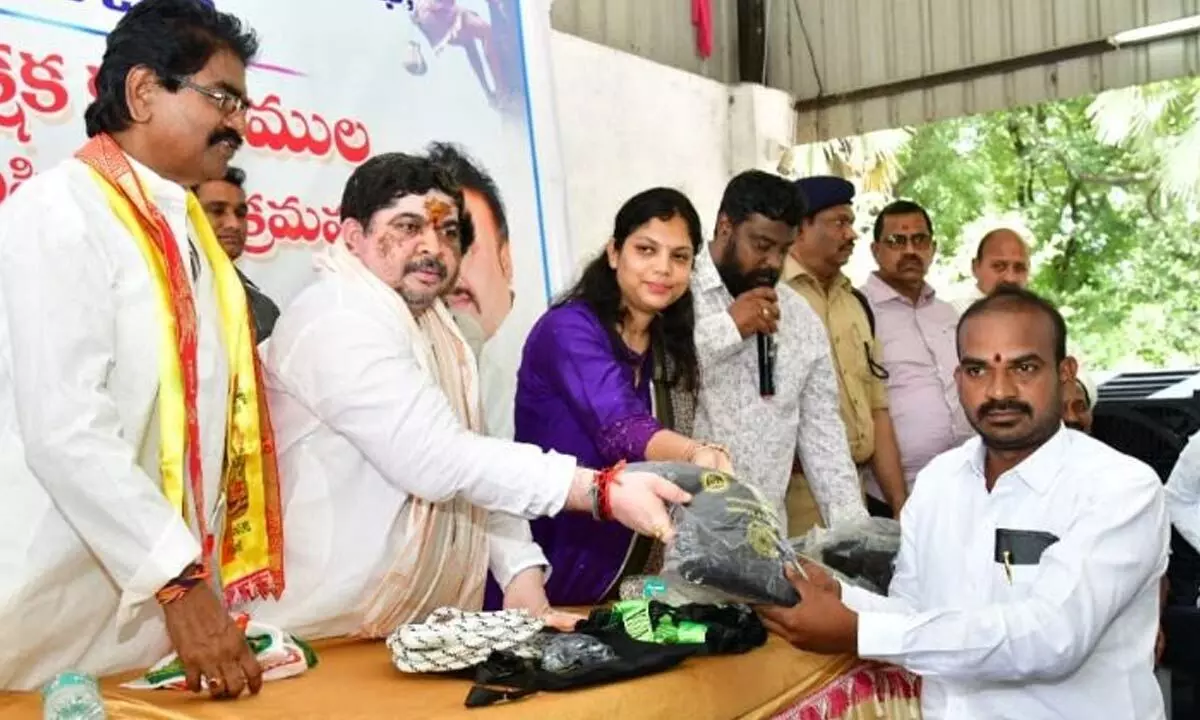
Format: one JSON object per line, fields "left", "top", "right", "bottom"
{"left": 0, "top": 0, "right": 279, "bottom": 698}
{"left": 860, "top": 200, "right": 974, "bottom": 503}
{"left": 782, "top": 177, "right": 908, "bottom": 532}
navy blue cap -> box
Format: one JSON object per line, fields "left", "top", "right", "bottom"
{"left": 795, "top": 176, "right": 855, "bottom": 218}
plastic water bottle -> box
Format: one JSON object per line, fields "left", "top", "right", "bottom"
{"left": 41, "top": 672, "right": 106, "bottom": 720}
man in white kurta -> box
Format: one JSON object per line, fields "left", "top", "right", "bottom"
{"left": 759, "top": 287, "right": 1168, "bottom": 719}
{"left": 0, "top": 0, "right": 274, "bottom": 696}
{"left": 253, "top": 152, "right": 686, "bottom": 640}
{"left": 0, "top": 144, "right": 229, "bottom": 693}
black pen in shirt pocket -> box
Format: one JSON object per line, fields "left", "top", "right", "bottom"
{"left": 994, "top": 528, "right": 1060, "bottom": 584}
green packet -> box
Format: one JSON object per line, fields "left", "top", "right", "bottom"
{"left": 121, "top": 613, "right": 319, "bottom": 691}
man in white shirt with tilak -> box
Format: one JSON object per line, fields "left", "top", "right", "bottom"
{"left": 252, "top": 152, "right": 688, "bottom": 641}
{"left": 759, "top": 286, "right": 1168, "bottom": 720}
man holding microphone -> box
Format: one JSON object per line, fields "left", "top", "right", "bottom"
{"left": 682, "top": 170, "right": 867, "bottom": 534}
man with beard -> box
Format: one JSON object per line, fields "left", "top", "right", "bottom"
{"left": 758, "top": 286, "right": 1168, "bottom": 720}
{"left": 252, "top": 152, "right": 689, "bottom": 641}
{"left": 685, "top": 170, "right": 867, "bottom": 534}
{"left": 194, "top": 166, "right": 280, "bottom": 342}
{"left": 783, "top": 176, "right": 907, "bottom": 530}
{"left": 862, "top": 200, "right": 973, "bottom": 494}
{"left": 0, "top": 0, "right": 281, "bottom": 696}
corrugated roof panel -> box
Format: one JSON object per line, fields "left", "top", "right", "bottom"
{"left": 786, "top": 0, "right": 1200, "bottom": 141}
{"left": 550, "top": 0, "right": 738, "bottom": 84}
{"left": 550, "top": 0, "right": 1200, "bottom": 143}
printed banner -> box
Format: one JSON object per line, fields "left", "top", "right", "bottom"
{"left": 0, "top": 0, "right": 573, "bottom": 437}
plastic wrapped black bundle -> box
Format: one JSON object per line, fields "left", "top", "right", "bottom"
{"left": 625, "top": 462, "right": 799, "bottom": 606}
{"left": 791, "top": 517, "right": 901, "bottom": 594}
{"left": 539, "top": 634, "right": 618, "bottom": 674}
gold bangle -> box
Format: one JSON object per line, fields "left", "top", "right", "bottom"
{"left": 687, "top": 441, "right": 730, "bottom": 463}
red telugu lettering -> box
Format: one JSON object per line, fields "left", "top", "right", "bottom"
{"left": 0, "top": 155, "right": 35, "bottom": 204}
{"left": 19, "top": 51, "right": 69, "bottom": 115}
{"left": 246, "top": 95, "right": 371, "bottom": 164}
{"left": 244, "top": 192, "right": 342, "bottom": 257}
{"left": 0, "top": 46, "right": 32, "bottom": 144}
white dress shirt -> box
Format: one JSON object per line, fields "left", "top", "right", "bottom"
{"left": 250, "top": 271, "right": 575, "bottom": 640}
{"left": 0, "top": 156, "right": 227, "bottom": 690}
{"left": 843, "top": 428, "right": 1168, "bottom": 719}
{"left": 687, "top": 248, "right": 867, "bottom": 532}
{"left": 1165, "top": 431, "right": 1200, "bottom": 561}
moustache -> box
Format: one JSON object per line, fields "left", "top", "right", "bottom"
{"left": 750, "top": 269, "right": 780, "bottom": 288}
{"left": 977, "top": 399, "right": 1033, "bottom": 420}
{"left": 405, "top": 256, "right": 447, "bottom": 279}
{"left": 207, "top": 129, "right": 244, "bottom": 151}
{"left": 898, "top": 255, "right": 924, "bottom": 271}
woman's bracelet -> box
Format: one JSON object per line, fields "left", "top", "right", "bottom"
{"left": 687, "top": 441, "right": 730, "bottom": 464}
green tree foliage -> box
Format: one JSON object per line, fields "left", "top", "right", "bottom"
{"left": 891, "top": 79, "right": 1200, "bottom": 369}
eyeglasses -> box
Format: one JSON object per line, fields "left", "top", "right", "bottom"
{"left": 881, "top": 232, "right": 934, "bottom": 251}
{"left": 173, "top": 77, "right": 252, "bottom": 116}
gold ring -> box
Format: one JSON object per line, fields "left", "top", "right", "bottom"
{"left": 761, "top": 306, "right": 770, "bottom": 318}
{"left": 651, "top": 524, "right": 667, "bottom": 540}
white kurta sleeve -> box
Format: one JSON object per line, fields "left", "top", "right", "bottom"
{"left": 856, "top": 464, "right": 1168, "bottom": 683}
{"left": 273, "top": 308, "right": 576, "bottom": 518}
{"left": 486, "top": 512, "right": 550, "bottom": 592}
{"left": 1166, "top": 431, "right": 1200, "bottom": 554}
{"left": 0, "top": 182, "right": 199, "bottom": 624}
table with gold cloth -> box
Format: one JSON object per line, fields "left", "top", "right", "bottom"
{"left": 0, "top": 636, "right": 920, "bottom": 719}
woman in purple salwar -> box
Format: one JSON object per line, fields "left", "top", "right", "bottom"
{"left": 484, "top": 188, "right": 732, "bottom": 609}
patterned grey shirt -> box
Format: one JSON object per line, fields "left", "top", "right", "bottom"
{"left": 683, "top": 248, "right": 868, "bottom": 533}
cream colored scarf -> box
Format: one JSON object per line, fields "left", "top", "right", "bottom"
{"left": 315, "top": 242, "right": 490, "bottom": 638}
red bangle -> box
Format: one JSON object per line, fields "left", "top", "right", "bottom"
{"left": 595, "top": 461, "right": 625, "bottom": 521}
{"left": 155, "top": 562, "right": 210, "bottom": 606}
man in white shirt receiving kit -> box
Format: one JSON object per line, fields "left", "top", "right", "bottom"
{"left": 759, "top": 286, "right": 1168, "bottom": 719}
{"left": 253, "top": 152, "right": 689, "bottom": 641}
{"left": 0, "top": 0, "right": 281, "bottom": 698}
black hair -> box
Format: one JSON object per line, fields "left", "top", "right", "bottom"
{"left": 974, "top": 227, "right": 1026, "bottom": 261}
{"left": 558, "top": 187, "right": 702, "bottom": 392}
{"left": 85, "top": 0, "right": 259, "bottom": 138}
{"left": 190, "top": 165, "right": 244, "bottom": 193}
{"left": 425, "top": 142, "right": 509, "bottom": 244}
{"left": 716, "top": 170, "right": 807, "bottom": 231}
{"left": 871, "top": 199, "right": 934, "bottom": 242}
{"left": 219, "top": 165, "right": 245, "bottom": 188}
{"left": 340, "top": 152, "right": 471, "bottom": 252}
{"left": 957, "top": 285, "right": 1068, "bottom": 364}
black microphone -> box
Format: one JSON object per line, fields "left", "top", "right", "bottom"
{"left": 757, "top": 332, "right": 775, "bottom": 397}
